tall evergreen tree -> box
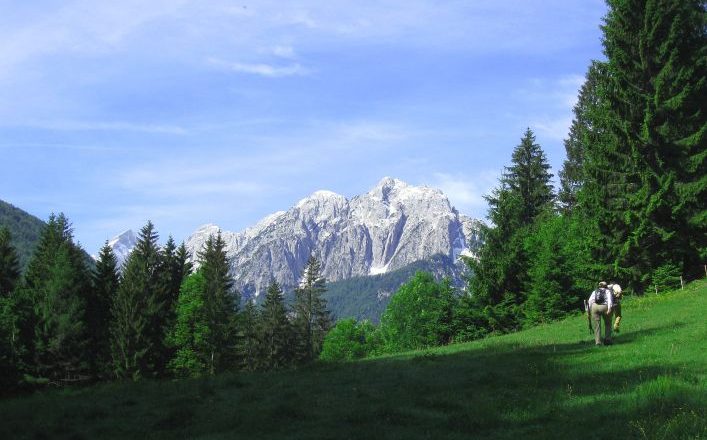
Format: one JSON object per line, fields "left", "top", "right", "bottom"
{"left": 17, "top": 214, "right": 92, "bottom": 382}
{"left": 198, "top": 232, "right": 238, "bottom": 375}
{"left": 238, "top": 300, "right": 261, "bottom": 372}
{"left": 591, "top": 0, "right": 707, "bottom": 290}
{"left": 0, "top": 227, "right": 20, "bottom": 296}
{"left": 110, "top": 221, "right": 166, "bottom": 380}
{"left": 258, "top": 281, "right": 291, "bottom": 370}
{"left": 167, "top": 271, "right": 209, "bottom": 377}
{"left": 89, "top": 242, "right": 120, "bottom": 378}
{"left": 0, "top": 227, "right": 21, "bottom": 391}
{"left": 467, "top": 129, "right": 555, "bottom": 333}
{"left": 292, "top": 256, "right": 331, "bottom": 362}
{"left": 558, "top": 62, "right": 609, "bottom": 213}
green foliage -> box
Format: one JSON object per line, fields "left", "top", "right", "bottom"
{"left": 13, "top": 214, "right": 93, "bottom": 383}
{"left": 651, "top": 263, "right": 682, "bottom": 292}
{"left": 258, "top": 281, "right": 292, "bottom": 370}
{"left": 380, "top": 271, "right": 456, "bottom": 352}
{"left": 324, "top": 254, "right": 461, "bottom": 323}
{"left": 238, "top": 300, "right": 261, "bottom": 372}
{"left": 468, "top": 128, "right": 555, "bottom": 334}
{"left": 320, "top": 318, "right": 381, "bottom": 361}
{"left": 88, "top": 242, "right": 119, "bottom": 378}
{"left": 0, "top": 227, "right": 21, "bottom": 296}
{"left": 167, "top": 271, "right": 210, "bottom": 378}
{"left": 197, "top": 232, "right": 239, "bottom": 375}
{"left": 558, "top": 61, "right": 606, "bottom": 213}
{"left": 584, "top": 0, "right": 707, "bottom": 290}
{"left": 110, "top": 221, "right": 166, "bottom": 380}
{"left": 292, "top": 256, "right": 332, "bottom": 363}
{"left": 522, "top": 213, "right": 595, "bottom": 326}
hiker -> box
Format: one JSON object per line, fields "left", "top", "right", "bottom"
{"left": 587, "top": 281, "right": 613, "bottom": 345}
{"left": 609, "top": 283, "right": 623, "bottom": 333}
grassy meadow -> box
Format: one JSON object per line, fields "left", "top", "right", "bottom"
{"left": 2, "top": 280, "right": 705, "bottom": 439}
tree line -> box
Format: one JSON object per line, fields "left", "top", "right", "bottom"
{"left": 0, "top": 218, "right": 333, "bottom": 392}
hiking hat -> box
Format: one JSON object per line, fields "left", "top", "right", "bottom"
{"left": 599, "top": 281, "right": 608, "bottom": 288}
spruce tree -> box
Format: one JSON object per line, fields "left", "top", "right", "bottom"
{"left": 594, "top": 0, "right": 707, "bottom": 289}
{"left": 198, "top": 232, "right": 238, "bottom": 375}
{"left": 18, "top": 214, "right": 92, "bottom": 382}
{"left": 0, "top": 227, "right": 20, "bottom": 296}
{"left": 89, "top": 242, "right": 120, "bottom": 378}
{"left": 558, "top": 62, "right": 608, "bottom": 213}
{"left": 258, "top": 281, "right": 291, "bottom": 370}
{"left": 293, "top": 256, "right": 331, "bottom": 362}
{"left": 0, "top": 227, "right": 21, "bottom": 390}
{"left": 167, "top": 271, "right": 209, "bottom": 377}
{"left": 238, "top": 300, "right": 261, "bottom": 372}
{"left": 110, "top": 221, "right": 166, "bottom": 379}
{"left": 467, "top": 129, "right": 555, "bottom": 334}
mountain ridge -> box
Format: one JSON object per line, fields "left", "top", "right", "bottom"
{"left": 182, "top": 177, "right": 483, "bottom": 299}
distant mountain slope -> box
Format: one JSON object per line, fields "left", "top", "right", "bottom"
{"left": 0, "top": 199, "right": 45, "bottom": 271}
{"left": 0, "top": 199, "right": 95, "bottom": 272}
{"left": 324, "top": 254, "right": 465, "bottom": 323}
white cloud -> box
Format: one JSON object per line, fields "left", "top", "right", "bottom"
{"left": 208, "top": 58, "right": 309, "bottom": 77}
{"left": 532, "top": 117, "right": 574, "bottom": 141}
{"left": 430, "top": 171, "right": 499, "bottom": 216}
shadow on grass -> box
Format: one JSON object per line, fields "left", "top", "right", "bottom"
{"left": 1, "top": 324, "right": 704, "bottom": 440}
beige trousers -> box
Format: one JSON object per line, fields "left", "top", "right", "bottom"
{"left": 591, "top": 303, "right": 612, "bottom": 344}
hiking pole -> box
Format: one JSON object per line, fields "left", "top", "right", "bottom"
{"left": 583, "top": 300, "right": 593, "bottom": 335}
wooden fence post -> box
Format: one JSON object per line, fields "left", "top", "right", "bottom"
{"left": 680, "top": 276, "right": 684, "bottom": 290}
{"left": 655, "top": 284, "right": 658, "bottom": 295}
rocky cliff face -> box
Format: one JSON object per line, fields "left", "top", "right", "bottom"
{"left": 185, "top": 177, "right": 483, "bottom": 298}
{"left": 107, "top": 229, "right": 138, "bottom": 269}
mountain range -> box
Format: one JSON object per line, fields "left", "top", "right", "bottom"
{"left": 178, "top": 177, "right": 483, "bottom": 300}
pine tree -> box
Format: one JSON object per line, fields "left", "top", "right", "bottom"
{"left": 167, "top": 271, "right": 209, "bottom": 377}
{"left": 89, "top": 242, "right": 120, "bottom": 378}
{"left": 258, "top": 281, "right": 292, "bottom": 370}
{"left": 238, "top": 300, "right": 261, "bottom": 372}
{"left": 17, "top": 214, "right": 92, "bottom": 382}
{"left": 594, "top": 0, "right": 707, "bottom": 289}
{"left": 110, "top": 221, "right": 166, "bottom": 380}
{"left": 467, "top": 129, "right": 555, "bottom": 334}
{"left": 0, "top": 227, "right": 20, "bottom": 296}
{"left": 558, "top": 62, "right": 608, "bottom": 213}
{"left": 198, "top": 232, "right": 238, "bottom": 375}
{"left": 0, "top": 227, "right": 21, "bottom": 390}
{"left": 292, "top": 256, "right": 331, "bottom": 362}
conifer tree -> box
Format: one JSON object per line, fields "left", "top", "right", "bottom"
{"left": 198, "top": 232, "right": 238, "bottom": 375}
{"left": 591, "top": 0, "right": 707, "bottom": 289}
{"left": 293, "top": 256, "right": 331, "bottom": 362}
{"left": 110, "top": 221, "right": 166, "bottom": 379}
{"left": 89, "top": 242, "right": 120, "bottom": 378}
{"left": 0, "top": 227, "right": 21, "bottom": 390}
{"left": 17, "top": 214, "right": 92, "bottom": 382}
{"left": 258, "top": 281, "right": 291, "bottom": 370}
{"left": 0, "top": 227, "right": 20, "bottom": 296}
{"left": 467, "top": 129, "right": 555, "bottom": 333}
{"left": 238, "top": 300, "right": 261, "bottom": 372}
{"left": 167, "top": 271, "right": 209, "bottom": 377}
{"left": 558, "top": 62, "right": 608, "bottom": 213}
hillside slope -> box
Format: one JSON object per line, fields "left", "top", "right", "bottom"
{"left": 0, "top": 199, "right": 45, "bottom": 271}
{"left": 1, "top": 281, "right": 704, "bottom": 439}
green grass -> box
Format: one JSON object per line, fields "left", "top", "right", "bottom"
{"left": 2, "top": 281, "right": 705, "bottom": 439}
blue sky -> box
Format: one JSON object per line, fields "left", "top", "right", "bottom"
{"left": 0, "top": 0, "right": 607, "bottom": 253}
